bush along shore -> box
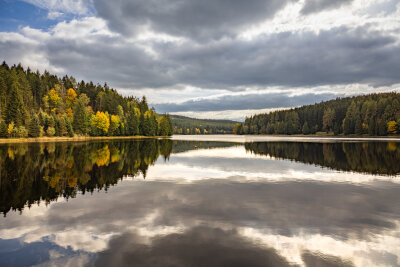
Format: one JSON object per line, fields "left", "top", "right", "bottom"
{"left": 0, "top": 61, "right": 173, "bottom": 139}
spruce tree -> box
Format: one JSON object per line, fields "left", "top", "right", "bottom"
{"left": 5, "top": 81, "right": 24, "bottom": 125}
{"left": 59, "top": 117, "right": 67, "bottom": 136}
{"left": 73, "top": 94, "right": 90, "bottom": 135}
{"left": 302, "top": 122, "right": 310, "bottom": 135}
{"left": 28, "top": 115, "right": 41, "bottom": 137}
{"left": 0, "top": 121, "right": 7, "bottom": 138}
{"left": 368, "top": 117, "right": 376, "bottom": 136}
{"left": 354, "top": 117, "right": 363, "bottom": 135}
{"left": 65, "top": 117, "right": 74, "bottom": 137}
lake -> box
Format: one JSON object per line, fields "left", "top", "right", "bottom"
{"left": 0, "top": 135, "right": 399, "bottom": 266}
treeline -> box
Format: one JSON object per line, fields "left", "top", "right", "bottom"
{"left": 0, "top": 62, "right": 173, "bottom": 138}
{"left": 234, "top": 93, "right": 400, "bottom": 136}
{"left": 0, "top": 140, "right": 172, "bottom": 215}
{"left": 171, "top": 115, "right": 236, "bottom": 134}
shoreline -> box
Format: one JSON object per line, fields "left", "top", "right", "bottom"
{"left": 1, "top": 134, "right": 399, "bottom": 144}
{"left": 171, "top": 134, "right": 400, "bottom": 143}
{"left": 0, "top": 135, "right": 171, "bottom": 144}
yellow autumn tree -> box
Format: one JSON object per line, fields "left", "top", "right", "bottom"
{"left": 92, "top": 111, "right": 110, "bottom": 135}
{"left": 7, "top": 122, "right": 14, "bottom": 136}
{"left": 66, "top": 88, "right": 77, "bottom": 109}
{"left": 48, "top": 89, "right": 61, "bottom": 113}
{"left": 387, "top": 121, "right": 398, "bottom": 134}
{"left": 109, "top": 114, "right": 121, "bottom": 136}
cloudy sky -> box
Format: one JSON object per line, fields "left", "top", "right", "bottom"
{"left": 0, "top": 0, "right": 399, "bottom": 121}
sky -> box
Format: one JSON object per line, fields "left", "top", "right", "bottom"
{"left": 0, "top": 0, "right": 399, "bottom": 121}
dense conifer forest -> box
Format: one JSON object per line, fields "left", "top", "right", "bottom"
{"left": 0, "top": 62, "right": 172, "bottom": 138}
{"left": 170, "top": 115, "right": 237, "bottom": 134}
{"left": 234, "top": 93, "right": 400, "bottom": 136}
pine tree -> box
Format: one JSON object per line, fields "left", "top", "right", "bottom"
{"left": 5, "top": 81, "right": 24, "bottom": 126}
{"left": 59, "top": 116, "right": 67, "bottom": 136}
{"left": 0, "top": 77, "right": 6, "bottom": 120}
{"left": 65, "top": 117, "right": 74, "bottom": 137}
{"left": 368, "top": 117, "right": 376, "bottom": 136}
{"left": 28, "top": 115, "right": 41, "bottom": 137}
{"left": 302, "top": 122, "right": 310, "bottom": 135}
{"left": 73, "top": 94, "right": 90, "bottom": 135}
{"left": 354, "top": 117, "right": 363, "bottom": 135}
{"left": 0, "top": 121, "right": 7, "bottom": 138}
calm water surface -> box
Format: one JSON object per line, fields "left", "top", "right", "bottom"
{"left": 0, "top": 136, "right": 400, "bottom": 266}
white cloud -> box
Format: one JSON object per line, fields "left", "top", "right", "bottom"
{"left": 21, "top": 0, "right": 93, "bottom": 15}
{"left": 47, "top": 11, "right": 64, "bottom": 20}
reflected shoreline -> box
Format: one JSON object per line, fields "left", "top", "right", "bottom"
{"left": 172, "top": 134, "right": 400, "bottom": 143}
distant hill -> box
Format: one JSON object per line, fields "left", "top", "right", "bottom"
{"left": 234, "top": 92, "right": 400, "bottom": 136}
{"left": 170, "top": 115, "right": 238, "bottom": 134}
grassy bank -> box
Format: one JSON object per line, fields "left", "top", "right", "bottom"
{"left": 0, "top": 135, "right": 171, "bottom": 144}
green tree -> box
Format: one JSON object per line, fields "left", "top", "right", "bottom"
{"left": 323, "top": 108, "right": 335, "bottom": 132}
{"left": 233, "top": 123, "right": 242, "bottom": 135}
{"left": 73, "top": 94, "right": 90, "bottom": 135}
{"left": 59, "top": 116, "right": 67, "bottom": 136}
{"left": 302, "top": 122, "right": 310, "bottom": 135}
{"left": 354, "top": 117, "right": 363, "bottom": 135}
{"left": 368, "top": 117, "right": 376, "bottom": 136}
{"left": 126, "top": 105, "right": 139, "bottom": 136}
{"left": 65, "top": 117, "right": 74, "bottom": 137}
{"left": 159, "top": 115, "right": 172, "bottom": 136}
{"left": 5, "top": 81, "right": 24, "bottom": 126}
{"left": 28, "top": 115, "right": 41, "bottom": 137}
{"left": 0, "top": 121, "right": 7, "bottom": 138}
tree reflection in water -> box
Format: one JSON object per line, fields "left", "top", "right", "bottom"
{"left": 0, "top": 139, "right": 172, "bottom": 216}
{"left": 245, "top": 141, "right": 400, "bottom": 175}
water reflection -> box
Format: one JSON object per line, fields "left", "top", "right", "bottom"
{"left": 0, "top": 140, "right": 173, "bottom": 215}
{"left": 246, "top": 141, "right": 400, "bottom": 175}
{"left": 0, "top": 140, "right": 399, "bottom": 267}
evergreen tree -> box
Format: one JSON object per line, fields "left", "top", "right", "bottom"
{"left": 73, "top": 94, "right": 90, "bottom": 135}
{"left": 5, "top": 81, "right": 24, "bottom": 126}
{"left": 0, "top": 121, "right": 7, "bottom": 138}
{"left": 302, "top": 122, "right": 310, "bottom": 135}
{"left": 28, "top": 115, "right": 41, "bottom": 137}
{"left": 354, "top": 117, "right": 363, "bottom": 135}
{"left": 65, "top": 117, "right": 74, "bottom": 137}
{"left": 368, "top": 117, "right": 376, "bottom": 136}
{"left": 59, "top": 116, "right": 67, "bottom": 136}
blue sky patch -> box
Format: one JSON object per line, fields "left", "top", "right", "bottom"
{"left": 0, "top": 0, "right": 68, "bottom": 31}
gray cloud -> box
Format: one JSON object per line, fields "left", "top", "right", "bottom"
{"left": 94, "top": 227, "right": 298, "bottom": 267}
{"left": 45, "top": 35, "right": 177, "bottom": 89}
{"left": 93, "top": 0, "right": 295, "bottom": 41}
{"left": 1, "top": 18, "right": 400, "bottom": 108}
{"left": 167, "top": 26, "right": 400, "bottom": 89}
{"left": 30, "top": 25, "right": 400, "bottom": 92}
{"left": 301, "top": 0, "right": 354, "bottom": 15}
{"left": 302, "top": 251, "right": 355, "bottom": 267}
{"left": 154, "top": 92, "right": 340, "bottom": 112}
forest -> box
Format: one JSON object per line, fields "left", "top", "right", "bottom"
{"left": 171, "top": 115, "right": 237, "bottom": 134}
{"left": 0, "top": 62, "right": 173, "bottom": 138}
{"left": 234, "top": 92, "right": 400, "bottom": 136}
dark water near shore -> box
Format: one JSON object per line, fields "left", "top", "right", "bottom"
{"left": 0, "top": 137, "right": 400, "bottom": 266}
